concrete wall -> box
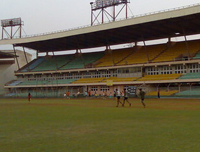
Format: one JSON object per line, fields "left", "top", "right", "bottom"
{"left": 0, "top": 50, "right": 32, "bottom": 95}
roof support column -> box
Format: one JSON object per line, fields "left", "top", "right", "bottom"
{"left": 178, "top": 83, "right": 182, "bottom": 93}
{"left": 143, "top": 40, "right": 150, "bottom": 63}
{"left": 183, "top": 35, "right": 190, "bottom": 60}
{"left": 22, "top": 47, "right": 29, "bottom": 65}
{"left": 52, "top": 51, "right": 58, "bottom": 70}
{"left": 106, "top": 45, "right": 114, "bottom": 65}
{"left": 134, "top": 41, "right": 138, "bottom": 47}
{"left": 1, "top": 27, "right": 4, "bottom": 39}
{"left": 36, "top": 50, "right": 39, "bottom": 58}
{"left": 157, "top": 84, "right": 160, "bottom": 92}
{"left": 22, "top": 47, "right": 30, "bottom": 71}
{"left": 102, "top": 2, "right": 104, "bottom": 23}
{"left": 78, "top": 49, "right": 85, "bottom": 66}
{"left": 168, "top": 37, "right": 171, "bottom": 43}
{"left": 113, "top": 5, "right": 115, "bottom": 21}
{"left": 125, "top": 2, "right": 128, "bottom": 19}
{"left": 13, "top": 45, "right": 20, "bottom": 70}
{"left": 182, "top": 27, "right": 190, "bottom": 60}
{"left": 90, "top": 2, "right": 93, "bottom": 26}
{"left": 167, "top": 83, "right": 171, "bottom": 92}
{"left": 189, "top": 83, "right": 193, "bottom": 91}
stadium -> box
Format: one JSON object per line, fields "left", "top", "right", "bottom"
{"left": 1, "top": 2, "right": 200, "bottom": 98}
{"left": 1, "top": 1, "right": 200, "bottom": 152}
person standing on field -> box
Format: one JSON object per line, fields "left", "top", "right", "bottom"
{"left": 88, "top": 90, "right": 91, "bottom": 97}
{"left": 28, "top": 93, "right": 31, "bottom": 103}
{"left": 113, "top": 90, "right": 116, "bottom": 97}
{"left": 116, "top": 89, "right": 123, "bottom": 107}
{"left": 66, "top": 91, "right": 70, "bottom": 99}
{"left": 76, "top": 91, "right": 80, "bottom": 98}
{"left": 139, "top": 89, "right": 146, "bottom": 108}
{"left": 157, "top": 89, "right": 160, "bottom": 99}
{"left": 123, "top": 89, "right": 131, "bottom": 107}
{"left": 84, "top": 91, "right": 88, "bottom": 99}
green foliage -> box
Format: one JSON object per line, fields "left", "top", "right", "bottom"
{"left": 0, "top": 98, "right": 200, "bottom": 152}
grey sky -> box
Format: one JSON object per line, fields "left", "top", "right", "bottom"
{"left": 1, "top": 0, "right": 200, "bottom": 36}
{"left": 0, "top": 0, "right": 200, "bottom": 56}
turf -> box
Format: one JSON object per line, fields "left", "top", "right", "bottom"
{"left": 0, "top": 98, "right": 200, "bottom": 152}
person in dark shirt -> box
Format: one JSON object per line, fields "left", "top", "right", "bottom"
{"left": 139, "top": 89, "right": 146, "bottom": 108}
{"left": 157, "top": 89, "right": 160, "bottom": 99}
{"left": 123, "top": 89, "right": 131, "bottom": 107}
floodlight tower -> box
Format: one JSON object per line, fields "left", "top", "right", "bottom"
{"left": 1, "top": 18, "right": 24, "bottom": 39}
{"left": 90, "top": 0, "right": 130, "bottom": 26}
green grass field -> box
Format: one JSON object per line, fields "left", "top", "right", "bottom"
{"left": 0, "top": 98, "right": 200, "bottom": 152}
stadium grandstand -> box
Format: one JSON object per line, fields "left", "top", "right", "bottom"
{"left": 1, "top": 3, "right": 200, "bottom": 98}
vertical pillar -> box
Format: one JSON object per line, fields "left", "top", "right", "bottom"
{"left": 183, "top": 35, "right": 190, "bottom": 60}
{"left": 182, "top": 26, "right": 190, "bottom": 60}
{"left": 22, "top": 47, "right": 29, "bottom": 71}
{"left": 143, "top": 40, "right": 150, "bottom": 63}
{"left": 189, "top": 83, "right": 193, "bottom": 91}
{"left": 168, "top": 37, "right": 171, "bottom": 43}
{"left": 23, "top": 47, "right": 29, "bottom": 64}
{"left": 167, "top": 83, "right": 171, "bottom": 92}
{"left": 19, "top": 24, "right": 22, "bottom": 38}
{"left": 36, "top": 50, "right": 39, "bottom": 58}
{"left": 90, "top": 2, "right": 93, "bottom": 26}
{"left": 1, "top": 27, "right": 4, "bottom": 39}
{"left": 13, "top": 45, "right": 20, "bottom": 70}
{"left": 102, "top": 3, "right": 104, "bottom": 24}
{"left": 113, "top": 5, "right": 115, "bottom": 21}
{"left": 11, "top": 26, "right": 13, "bottom": 39}
{"left": 126, "top": 3, "right": 128, "bottom": 19}
{"left": 52, "top": 51, "right": 58, "bottom": 70}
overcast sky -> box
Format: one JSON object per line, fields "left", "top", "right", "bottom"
{"left": 0, "top": 0, "right": 200, "bottom": 55}
{"left": 1, "top": 0, "right": 200, "bottom": 35}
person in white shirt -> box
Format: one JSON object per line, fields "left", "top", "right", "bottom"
{"left": 116, "top": 89, "right": 123, "bottom": 107}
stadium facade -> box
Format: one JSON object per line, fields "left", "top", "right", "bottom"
{"left": 0, "top": 50, "right": 32, "bottom": 96}
{"left": 1, "top": 4, "right": 200, "bottom": 98}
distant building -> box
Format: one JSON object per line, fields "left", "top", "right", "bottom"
{"left": 0, "top": 50, "right": 32, "bottom": 95}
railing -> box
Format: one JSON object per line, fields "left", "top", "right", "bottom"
{"left": 2, "top": 3, "right": 200, "bottom": 40}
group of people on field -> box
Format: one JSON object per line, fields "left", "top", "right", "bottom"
{"left": 27, "top": 88, "right": 146, "bottom": 107}
{"left": 115, "top": 88, "right": 146, "bottom": 108}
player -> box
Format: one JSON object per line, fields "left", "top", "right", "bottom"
{"left": 109, "top": 92, "right": 112, "bottom": 98}
{"left": 104, "top": 91, "right": 107, "bottom": 99}
{"left": 113, "top": 90, "right": 116, "bottom": 97}
{"left": 88, "top": 90, "right": 91, "bottom": 97}
{"left": 66, "top": 91, "right": 70, "bottom": 99}
{"left": 116, "top": 89, "right": 123, "bottom": 107}
{"left": 76, "top": 91, "right": 80, "bottom": 98}
{"left": 102, "top": 91, "right": 107, "bottom": 99}
{"left": 157, "top": 89, "right": 160, "bottom": 99}
{"left": 28, "top": 93, "right": 31, "bottom": 103}
{"left": 84, "top": 91, "right": 88, "bottom": 99}
{"left": 139, "top": 88, "right": 146, "bottom": 108}
{"left": 95, "top": 91, "right": 98, "bottom": 98}
{"left": 123, "top": 89, "right": 131, "bottom": 107}
{"left": 63, "top": 93, "right": 66, "bottom": 98}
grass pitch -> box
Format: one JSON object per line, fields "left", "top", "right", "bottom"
{"left": 0, "top": 98, "right": 200, "bottom": 152}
